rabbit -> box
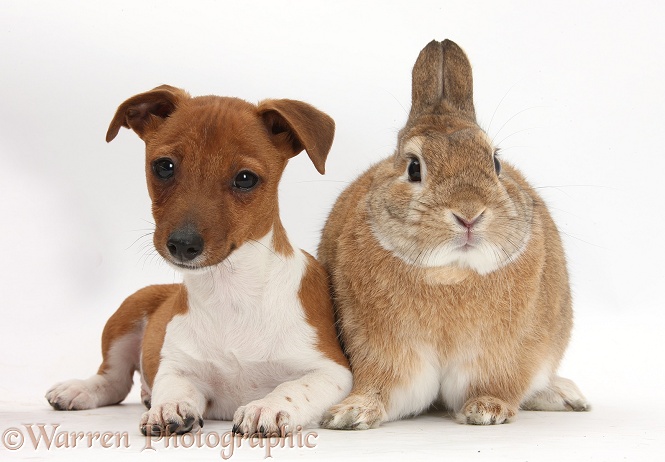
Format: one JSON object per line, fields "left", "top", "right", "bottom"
{"left": 318, "top": 39, "right": 589, "bottom": 428}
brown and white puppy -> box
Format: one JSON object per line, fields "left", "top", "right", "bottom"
{"left": 46, "top": 85, "right": 352, "bottom": 436}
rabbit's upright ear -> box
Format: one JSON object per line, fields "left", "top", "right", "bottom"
{"left": 409, "top": 40, "right": 445, "bottom": 121}
{"left": 408, "top": 39, "right": 475, "bottom": 122}
{"left": 440, "top": 39, "right": 475, "bottom": 120}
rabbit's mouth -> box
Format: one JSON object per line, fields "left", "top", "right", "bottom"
{"left": 370, "top": 214, "right": 527, "bottom": 275}
{"left": 412, "top": 239, "right": 514, "bottom": 276}
{"left": 454, "top": 230, "right": 482, "bottom": 250}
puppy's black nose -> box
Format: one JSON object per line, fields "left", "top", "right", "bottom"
{"left": 167, "top": 228, "right": 204, "bottom": 262}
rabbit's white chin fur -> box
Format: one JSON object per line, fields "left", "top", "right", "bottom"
{"left": 371, "top": 224, "right": 531, "bottom": 276}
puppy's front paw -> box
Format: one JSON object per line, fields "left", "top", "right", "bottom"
{"left": 321, "top": 393, "right": 386, "bottom": 430}
{"left": 46, "top": 379, "right": 102, "bottom": 410}
{"left": 232, "top": 401, "right": 291, "bottom": 436}
{"left": 140, "top": 401, "right": 203, "bottom": 436}
{"left": 458, "top": 396, "right": 516, "bottom": 425}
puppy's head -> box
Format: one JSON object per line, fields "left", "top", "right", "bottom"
{"left": 106, "top": 85, "right": 334, "bottom": 270}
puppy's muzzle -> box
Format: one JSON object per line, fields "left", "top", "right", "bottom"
{"left": 167, "top": 227, "right": 204, "bottom": 263}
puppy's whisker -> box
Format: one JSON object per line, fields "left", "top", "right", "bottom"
{"left": 247, "top": 238, "right": 284, "bottom": 264}
{"left": 127, "top": 232, "right": 155, "bottom": 251}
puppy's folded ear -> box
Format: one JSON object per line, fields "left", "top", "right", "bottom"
{"left": 106, "top": 85, "right": 190, "bottom": 142}
{"left": 257, "top": 99, "right": 335, "bottom": 174}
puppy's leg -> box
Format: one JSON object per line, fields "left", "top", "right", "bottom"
{"left": 46, "top": 285, "right": 175, "bottom": 411}
{"left": 233, "top": 362, "right": 352, "bottom": 436}
{"left": 140, "top": 368, "right": 207, "bottom": 436}
{"left": 521, "top": 376, "right": 590, "bottom": 412}
{"left": 140, "top": 375, "right": 152, "bottom": 409}
{"left": 46, "top": 324, "right": 143, "bottom": 410}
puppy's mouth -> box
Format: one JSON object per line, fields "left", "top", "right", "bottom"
{"left": 171, "top": 261, "right": 206, "bottom": 271}
{"left": 164, "top": 254, "right": 216, "bottom": 272}
{"left": 162, "top": 245, "right": 237, "bottom": 273}
{"left": 156, "top": 225, "right": 238, "bottom": 272}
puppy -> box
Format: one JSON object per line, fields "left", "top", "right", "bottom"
{"left": 46, "top": 85, "right": 352, "bottom": 436}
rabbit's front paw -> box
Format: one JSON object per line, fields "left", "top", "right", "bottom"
{"left": 458, "top": 396, "right": 516, "bottom": 425}
{"left": 321, "top": 393, "right": 386, "bottom": 430}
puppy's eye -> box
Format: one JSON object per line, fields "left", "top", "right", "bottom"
{"left": 233, "top": 170, "right": 259, "bottom": 190}
{"left": 407, "top": 158, "right": 421, "bottom": 182}
{"left": 153, "top": 158, "right": 175, "bottom": 180}
{"left": 493, "top": 154, "right": 501, "bottom": 175}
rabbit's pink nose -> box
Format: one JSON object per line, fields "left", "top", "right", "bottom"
{"left": 453, "top": 211, "right": 484, "bottom": 229}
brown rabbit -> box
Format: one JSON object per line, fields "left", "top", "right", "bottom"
{"left": 318, "top": 39, "right": 589, "bottom": 428}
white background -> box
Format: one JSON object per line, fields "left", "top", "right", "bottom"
{"left": 1, "top": 1, "right": 664, "bottom": 461}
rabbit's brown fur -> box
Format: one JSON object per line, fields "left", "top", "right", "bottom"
{"left": 319, "top": 40, "right": 588, "bottom": 428}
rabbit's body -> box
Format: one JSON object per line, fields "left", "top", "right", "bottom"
{"left": 319, "top": 40, "right": 588, "bottom": 429}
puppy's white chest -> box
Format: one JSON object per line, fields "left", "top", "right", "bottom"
{"left": 155, "top": 235, "right": 318, "bottom": 418}
{"left": 165, "top": 310, "right": 304, "bottom": 416}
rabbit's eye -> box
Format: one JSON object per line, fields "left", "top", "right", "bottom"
{"left": 493, "top": 154, "right": 501, "bottom": 175}
{"left": 408, "top": 158, "right": 421, "bottom": 182}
